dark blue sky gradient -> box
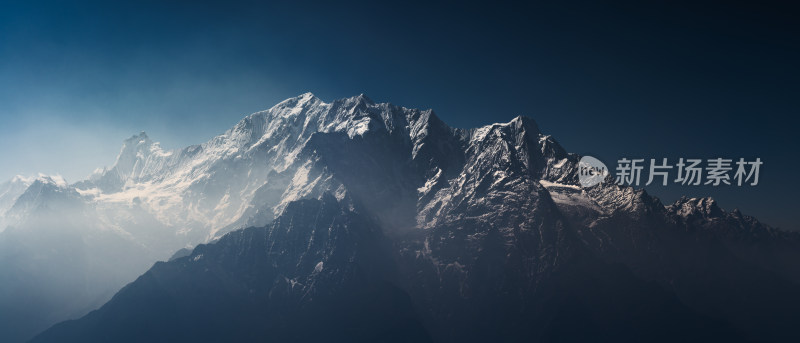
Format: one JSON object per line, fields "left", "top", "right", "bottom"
{"left": 0, "top": 0, "right": 797, "bottom": 229}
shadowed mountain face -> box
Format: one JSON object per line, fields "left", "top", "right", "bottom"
{"left": 31, "top": 196, "right": 433, "bottom": 343}
{"left": 5, "top": 94, "right": 799, "bottom": 342}
{"left": 31, "top": 196, "right": 747, "bottom": 343}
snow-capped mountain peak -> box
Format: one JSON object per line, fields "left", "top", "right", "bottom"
{"left": 0, "top": 173, "right": 69, "bottom": 229}
{"left": 113, "top": 132, "right": 170, "bottom": 175}
{"left": 8, "top": 173, "right": 68, "bottom": 188}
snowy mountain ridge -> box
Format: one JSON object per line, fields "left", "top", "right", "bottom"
{"left": 2, "top": 93, "right": 797, "bottom": 343}
{"left": 1, "top": 92, "right": 784, "bottom": 255}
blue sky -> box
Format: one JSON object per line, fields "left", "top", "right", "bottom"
{"left": 0, "top": 0, "right": 797, "bottom": 229}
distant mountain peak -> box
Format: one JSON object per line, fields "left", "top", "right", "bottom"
{"left": 112, "top": 132, "right": 168, "bottom": 176}
{"left": 353, "top": 93, "right": 374, "bottom": 104}
{"left": 509, "top": 115, "right": 541, "bottom": 134}
{"left": 670, "top": 196, "right": 725, "bottom": 218}
{"left": 9, "top": 173, "right": 68, "bottom": 188}
{"left": 269, "top": 92, "right": 321, "bottom": 114}
{"left": 125, "top": 131, "right": 149, "bottom": 142}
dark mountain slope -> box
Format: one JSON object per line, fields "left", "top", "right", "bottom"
{"left": 32, "top": 195, "right": 431, "bottom": 343}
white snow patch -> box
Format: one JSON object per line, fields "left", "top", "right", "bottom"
{"left": 538, "top": 179, "right": 581, "bottom": 190}
{"left": 75, "top": 187, "right": 102, "bottom": 197}
{"left": 540, "top": 180, "right": 604, "bottom": 213}
{"left": 417, "top": 169, "right": 443, "bottom": 194}
{"left": 553, "top": 158, "right": 568, "bottom": 169}
{"left": 348, "top": 118, "right": 372, "bottom": 137}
